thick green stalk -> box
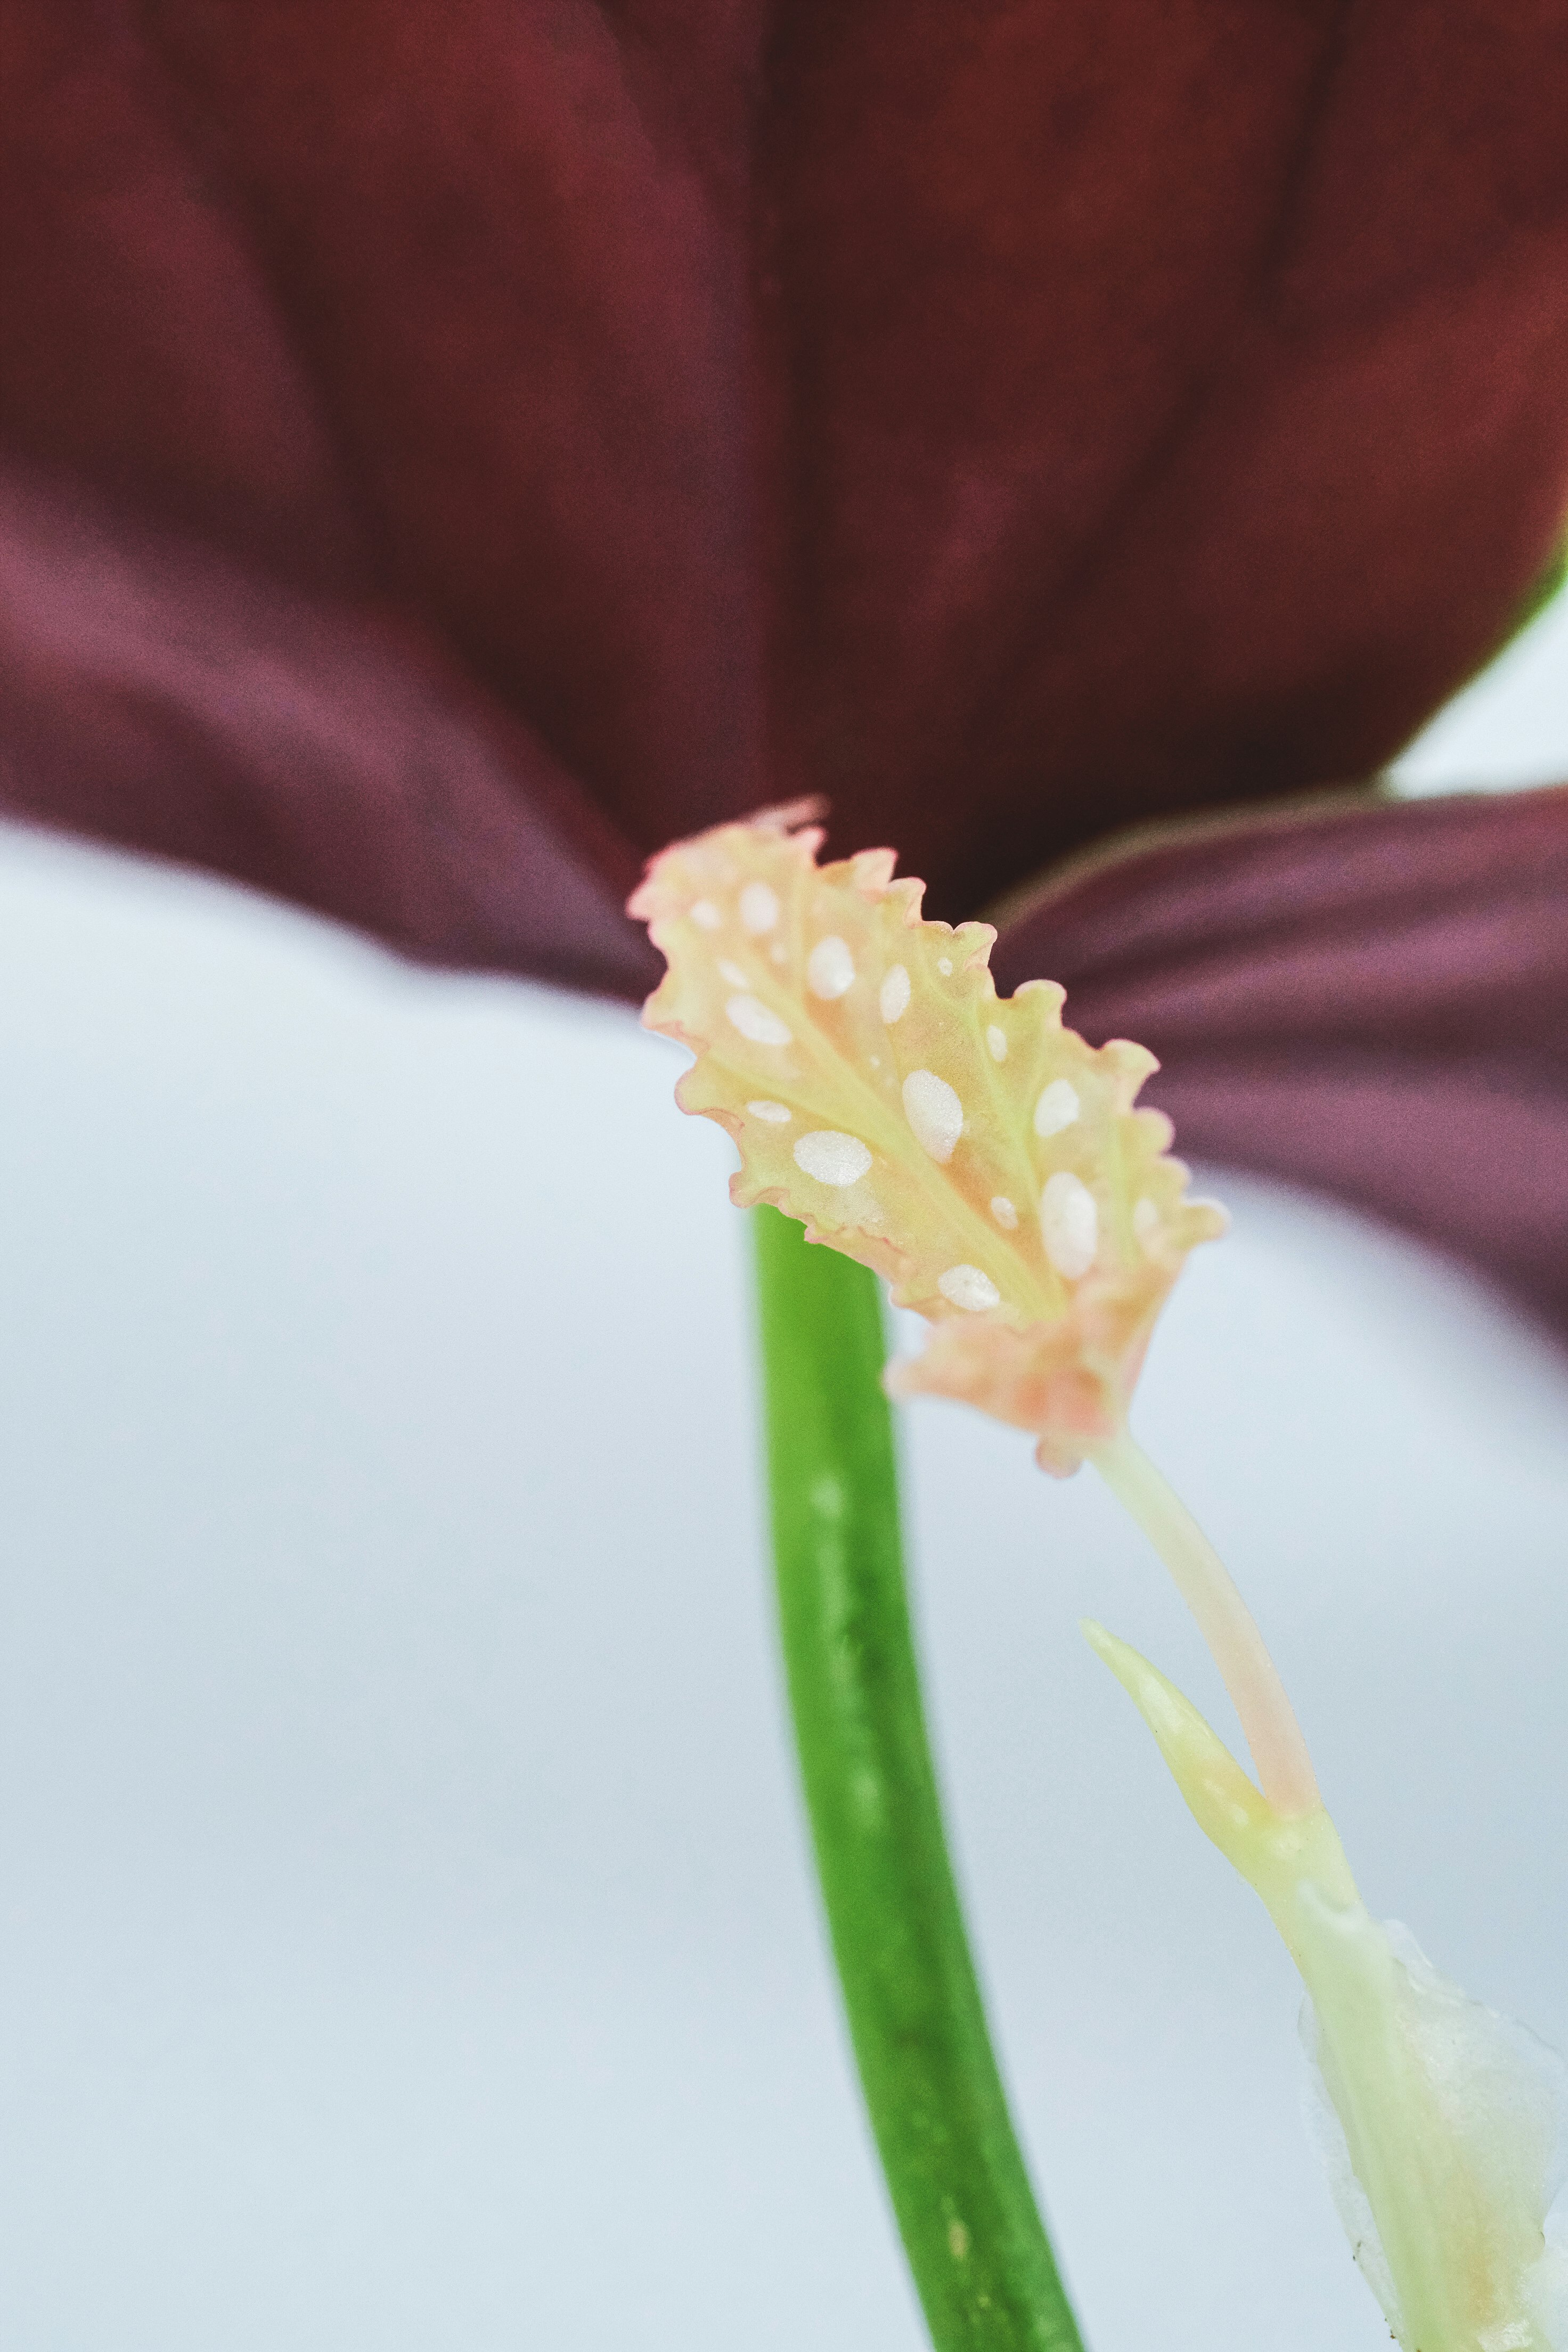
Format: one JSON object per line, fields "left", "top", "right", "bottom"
{"left": 752, "top": 1206, "right": 1085, "bottom": 2352}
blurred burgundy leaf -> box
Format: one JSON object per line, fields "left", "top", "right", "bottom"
{"left": 992, "top": 783, "right": 1568, "bottom": 1332}
{"left": 2, "top": 2, "right": 1568, "bottom": 1315}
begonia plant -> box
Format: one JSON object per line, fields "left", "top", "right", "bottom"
{"left": 4, "top": 4, "right": 1568, "bottom": 2345}
{"left": 4, "top": 1, "right": 1568, "bottom": 1315}
{"left": 635, "top": 801, "right": 1568, "bottom": 2350}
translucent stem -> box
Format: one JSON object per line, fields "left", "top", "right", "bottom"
{"left": 1091, "top": 1431, "right": 1319, "bottom": 1817}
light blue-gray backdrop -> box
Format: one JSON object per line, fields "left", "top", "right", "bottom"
{"left": 1, "top": 594, "right": 1565, "bottom": 2350}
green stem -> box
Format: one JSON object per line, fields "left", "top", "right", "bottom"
{"left": 752, "top": 1206, "right": 1085, "bottom": 2352}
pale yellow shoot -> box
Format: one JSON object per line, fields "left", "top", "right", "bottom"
{"left": 1086, "top": 1622, "right": 1568, "bottom": 2352}
{"left": 630, "top": 804, "right": 1224, "bottom": 1473}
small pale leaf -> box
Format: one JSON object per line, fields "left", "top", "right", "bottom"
{"left": 630, "top": 805, "right": 1225, "bottom": 1471}
{"left": 1087, "top": 1623, "right": 1568, "bottom": 2352}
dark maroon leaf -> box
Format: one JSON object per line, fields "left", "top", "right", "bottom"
{"left": 992, "top": 783, "right": 1568, "bottom": 1330}
{"left": 4, "top": 0, "right": 1568, "bottom": 966}
{"left": 5, "top": 4, "right": 1568, "bottom": 1317}
{"left": 0, "top": 462, "right": 658, "bottom": 998}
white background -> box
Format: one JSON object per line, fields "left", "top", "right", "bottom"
{"left": 0, "top": 592, "right": 1565, "bottom": 2349}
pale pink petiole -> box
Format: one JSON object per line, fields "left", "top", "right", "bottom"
{"left": 1091, "top": 1430, "right": 1320, "bottom": 1817}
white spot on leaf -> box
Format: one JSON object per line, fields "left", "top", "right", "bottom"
{"left": 1041, "top": 1171, "right": 1098, "bottom": 1278}
{"left": 739, "top": 881, "right": 780, "bottom": 934}
{"left": 903, "top": 1069, "right": 963, "bottom": 1163}
{"left": 1034, "top": 1079, "right": 1081, "bottom": 1138}
{"left": 937, "top": 956, "right": 953, "bottom": 976}
{"left": 880, "top": 964, "right": 911, "bottom": 1023}
{"left": 691, "top": 899, "right": 722, "bottom": 930}
{"left": 718, "top": 959, "right": 748, "bottom": 987}
{"left": 807, "top": 935, "right": 856, "bottom": 999}
{"left": 794, "top": 1130, "right": 872, "bottom": 1186}
{"left": 748, "top": 1100, "right": 791, "bottom": 1124}
{"left": 986, "top": 1025, "right": 1007, "bottom": 1062}
{"left": 1133, "top": 1196, "right": 1159, "bottom": 1244}
{"left": 938, "top": 1264, "right": 1000, "bottom": 1312}
{"left": 990, "top": 1195, "right": 1018, "bottom": 1229}
{"left": 726, "top": 994, "right": 793, "bottom": 1047}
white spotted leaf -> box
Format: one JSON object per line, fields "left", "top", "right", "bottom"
{"left": 630, "top": 804, "right": 1225, "bottom": 1471}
